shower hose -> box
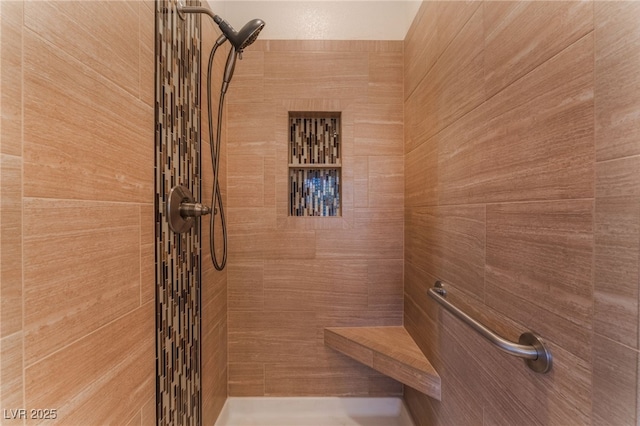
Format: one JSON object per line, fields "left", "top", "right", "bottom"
{"left": 206, "top": 41, "right": 227, "bottom": 271}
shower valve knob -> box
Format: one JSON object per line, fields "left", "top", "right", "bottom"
{"left": 167, "top": 185, "right": 210, "bottom": 233}
{"left": 179, "top": 203, "right": 211, "bottom": 218}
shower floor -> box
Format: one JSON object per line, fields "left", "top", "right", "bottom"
{"left": 214, "top": 397, "right": 415, "bottom": 426}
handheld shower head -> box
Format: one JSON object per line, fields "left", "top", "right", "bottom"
{"left": 177, "top": 1, "right": 265, "bottom": 52}
{"left": 215, "top": 17, "right": 265, "bottom": 52}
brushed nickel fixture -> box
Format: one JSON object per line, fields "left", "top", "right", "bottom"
{"left": 174, "top": 0, "right": 265, "bottom": 271}
{"left": 167, "top": 185, "right": 211, "bottom": 234}
{"left": 428, "top": 281, "right": 552, "bottom": 374}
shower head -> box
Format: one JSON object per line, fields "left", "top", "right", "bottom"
{"left": 214, "top": 17, "right": 265, "bottom": 52}
{"left": 177, "top": 1, "right": 265, "bottom": 52}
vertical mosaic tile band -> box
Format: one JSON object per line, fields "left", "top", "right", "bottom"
{"left": 155, "top": 1, "right": 202, "bottom": 425}
{"left": 289, "top": 113, "right": 341, "bottom": 216}
{"left": 289, "top": 168, "right": 341, "bottom": 216}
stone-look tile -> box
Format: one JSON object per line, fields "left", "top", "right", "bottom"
{"left": 404, "top": 5, "right": 485, "bottom": 152}
{"left": 436, "top": 1, "right": 482, "bottom": 59}
{"left": 23, "top": 31, "right": 154, "bottom": 202}
{"left": 594, "top": 156, "right": 640, "bottom": 349}
{"left": 264, "top": 361, "right": 395, "bottom": 397}
{"left": 138, "top": 1, "right": 154, "bottom": 106}
{"left": 140, "top": 204, "right": 154, "bottom": 305}
{"left": 264, "top": 51, "right": 368, "bottom": 101}
{"left": 229, "top": 363, "right": 265, "bottom": 396}
{"left": 595, "top": 155, "right": 640, "bottom": 199}
{"left": 227, "top": 103, "right": 276, "bottom": 156}
{"left": 140, "top": 397, "right": 155, "bottom": 426}
{"left": 228, "top": 310, "right": 318, "bottom": 364}
{"left": 202, "top": 266, "right": 227, "bottom": 333}
{"left": 592, "top": 335, "right": 638, "bottom": 425}
{"left": 404, "top": 70, "right": 435, "bottom": 155}
{"left": 125, "top": 410, "right": 142, "bottom": 426}
{"left": 139, "top": 43, "right": 154, "bottom": 108}
{"left": 316, "top": 211, "right": 402, "bottom": 260}
{"left": 263, "top": 260, "right": 368, "bottom": 312}
{"left": 367, "top": 259, "right": 403, "bottom": 311}
{"left": 403, "top": 1, "right": 438, "bottom": 100}
{"left": 1, "top": 1, "right": 23, "bottom": 156}
{"left": 262, "top": 230, "right": 317, "bottom": 260}
{"left": 202, "top": 285, "right": 228, "bottom": 425}
{"left": 23, "top": 199, "right": 141, "bottom": 365}
{"left": 1, "top": 155, "right": 22, "bottom": 337}
{"left": 0, "top": 0, "right": 158, "bottom": 422}
{"left": 24, "top": 1, "right": 140, "bottom": 97}
{"left": 439, "top": 33, "right": 594, "bottom": 205}
{"left": 594, "top": 196, "right": 640, "bottom": 349}
{"left": 486, "top": 201, "right": 594, "bottom": 361}
{"left": 228, "top": 262, "right": 264, "bottom": 311}
{"left": 483, "top": 0, "right": 593, "bottom": 97}
{"left": 353, "top": 156, "right": 369, "bottom": 208}
{"left": 1, "top": 332, "right": 24, "bottom": 408}
{"left": 226, "top": 40, "right": 404, "bottom": 398}
{"left": 368, "top": 156, "right": 404, "bottom": 207}
{"left": 405, "top": 205, "right": 485, "bottom": 300}
{"left": 404, "top": 134, "right": 438, "bottom": 208}
{"left": 227, "top": 154, "right": 265, "bottom": 208}
{"left": 354, "top": 104, "right": 403, "bottom": 157}
{"left": 402, "top": 1, "right": 637, "bottom": 425}
{"left": 227, "top": 50, "right": 265, "bottom": 104}
{"left": 404, "top": 263, "right": 442, "bottom": 369}
{"left": 478, "top": 320, "right": 592, "bottom": 426}
{"left": 255, "top": 39, "right": 402, "bottom": 54}
{"left": 368, "top": 51, "right": 403, "bottom": 105}
{"left": 432, "top": 5, "right": 485, "bottom": 141}
{"left": 595, "top": 1, "right": 640, "bottom": 161}
{"left": 25, "top": 303, "right": 154, "bottom": 424}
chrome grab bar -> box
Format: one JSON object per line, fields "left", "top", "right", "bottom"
{"left": 428, "top": 281, "right": 552, "bottom": 374}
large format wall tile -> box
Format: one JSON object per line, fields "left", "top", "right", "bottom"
{"left": 594, "top": 156, "right": 640, "bottom": 349}
{"left": 25, "top": 303, "right": 154, "bottom": 424}
{"left": 23, "top": 31, "right": 153, "bottom": 202}
{"left": 403, "top": 1, "right": 639, "bottom": 424}
{"left": 483, "top": 1, "right": 593, "bottom": 97}
{"left": 264, "top": 51, "right": 368, "bottom": 100}
{"left": 1, "top": 0, "right": 156, "bottom": 422}
{"left": 595, "top": 1, "right": 640, "bottom": 161}
{"left": 227, "top": 40, "right": 404, "bottom": 397}
{"left": 1, "top": 155, "right": 22, "bottom": 337}
{"left": 403, "top": 1, "right": 438, "bottom": 100}
{"left": 592, "top": 334, "right": 638, "bottom": 425}
{"left": 23, "top": 199, "right": 141, "bottom": 365}
{"left": 24, "top": 1, "right": 141, "bottom": 98}
{"left": 1, "top": 1, "right": 23, "bottom": 157}
{"left": 439, "top": 33, "right": 594, "bottom": 205}
{"left": 485, "top": 201, "right": 594, "bottom": 361}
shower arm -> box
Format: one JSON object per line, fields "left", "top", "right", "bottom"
{"left": 177, "top": 1, "right": 222, "bottom": 25}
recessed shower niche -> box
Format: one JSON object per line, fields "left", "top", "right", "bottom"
{"left": 288, "top": 112, "right": 342, "bottom": 217}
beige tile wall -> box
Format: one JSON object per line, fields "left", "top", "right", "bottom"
{"left": 0, "top": 1, "right": 155, "bottom": 423}
{"left": 404, "top": 1, "right": 640, "bottom": 425}
{"left": 225, "top": 40, "right": 405, "bottom": 396}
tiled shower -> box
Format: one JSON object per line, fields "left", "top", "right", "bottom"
{"left": 1, "top": 1, "right": 640, "bottom": 426}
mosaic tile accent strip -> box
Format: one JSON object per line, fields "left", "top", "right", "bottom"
{"left": 289, "top": 168, "right": 341, "bottom": 216}
{"left": 155, "top": 1, "right": 202, "bottom": 425}
{"left": 289, "top": 115, "right": 341, "bottom": 165}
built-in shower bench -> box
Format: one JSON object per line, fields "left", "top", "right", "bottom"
{"left": 324, "top": 326, "right": 441, "bottom": 400}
